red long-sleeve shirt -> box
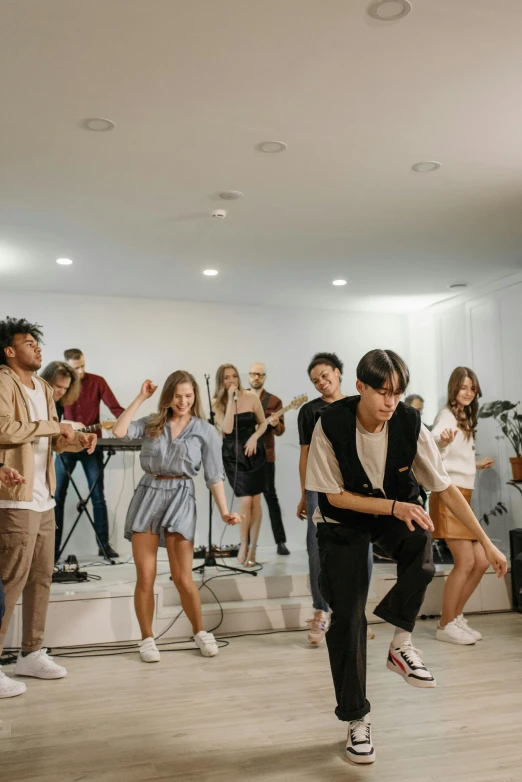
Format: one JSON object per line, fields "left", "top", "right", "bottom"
{"left": 63, "top": 373, "right": 124, "bottom": 427}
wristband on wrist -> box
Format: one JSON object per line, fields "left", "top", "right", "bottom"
{"left": 391, "top": 500, "right": 397, "bottom": 517}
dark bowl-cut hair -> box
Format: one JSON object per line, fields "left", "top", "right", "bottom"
{"left": 307, "top": 352, "right": 344, "bottom": 378}
{"left": 0, "top": 317, "right": 44, "bottom": 366}
{"left": 357, "top": 349, "right": 410, "bottom": 394}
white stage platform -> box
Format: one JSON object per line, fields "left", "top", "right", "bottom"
{"left": 4, "top": 548, "right": 513, "bottom": 649}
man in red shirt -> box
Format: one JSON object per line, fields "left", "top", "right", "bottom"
{"left": 54, "top": 349, "right": 125, "bottom": 560}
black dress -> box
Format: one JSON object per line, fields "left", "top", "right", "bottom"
{"left": 222, "top": 412, "right": 267, "bottom": 497}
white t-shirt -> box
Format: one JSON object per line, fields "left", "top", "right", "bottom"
{"left": 430, "top": 407, "right": 476, "bottom": 490}
{"left": 305, "top": 416, "right": 451, "bottom": 523}
{"left": 0, "top": 379, "right": 55, "bottom": 512}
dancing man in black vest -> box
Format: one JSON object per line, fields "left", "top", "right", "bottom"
{"left": 306, "top": 349, "right": 507, "bottom": 765}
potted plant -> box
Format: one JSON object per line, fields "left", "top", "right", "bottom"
{"left": 478, "top": 400, "right": 522, "bottom": 480}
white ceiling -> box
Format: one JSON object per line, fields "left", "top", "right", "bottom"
{"left": 1, "top": 0, "right": 522, "bottom": 312}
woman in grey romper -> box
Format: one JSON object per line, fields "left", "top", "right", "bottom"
{"left": 113, "top": 371, "right": 241, "bottom": 663}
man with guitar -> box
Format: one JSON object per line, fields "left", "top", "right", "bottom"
{"left": 54, "top": 349, "right": 125, "bottom": 560}
{"left": 249, "top": 362, "right": 290, "bottom": 556}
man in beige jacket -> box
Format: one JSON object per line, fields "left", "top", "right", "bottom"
{"left": 0, "top": 316, "right": 96, "bottom": 698}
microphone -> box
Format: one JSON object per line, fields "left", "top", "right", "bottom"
{"left": 233, "top": 391, "right": 238, "bottom": 402}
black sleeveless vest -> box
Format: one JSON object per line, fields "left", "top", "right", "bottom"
{"left": 317, "top": 396, "right": 423, "bottom": 525}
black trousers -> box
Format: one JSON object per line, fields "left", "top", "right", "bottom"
{"left": 263, "top": 462, "right": 287, "bottom": 544}
{"left": 317, "top": 517, "right": 435, "bottom": 722}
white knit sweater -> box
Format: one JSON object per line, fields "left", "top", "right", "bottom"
{"left": 431, "top": 407, "right": 476, "bottom": 490}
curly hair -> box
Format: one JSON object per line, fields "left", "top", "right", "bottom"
{"left": 0, "top": 317, "right": 44, "bottom": 365}
{"left": 307, "top": 352, "right": 344, "bottom": 378}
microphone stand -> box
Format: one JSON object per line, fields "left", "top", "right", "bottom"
{"left": 192, "top": 374, "right": 257, "bottom": 577}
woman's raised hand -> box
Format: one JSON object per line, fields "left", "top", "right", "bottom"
{"left": 439, "top": 428, "right": 457, "bottom": 447}
{"left": 140, "top": 380, "right": 158, "bottom": 399}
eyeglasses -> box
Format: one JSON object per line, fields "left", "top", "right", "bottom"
{"left": 249, "top": 372, "right": 266, "bottom": 378}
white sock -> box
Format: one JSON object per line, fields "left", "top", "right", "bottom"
{"left": 392, "top": 628, "right": 411, "bottom": 648}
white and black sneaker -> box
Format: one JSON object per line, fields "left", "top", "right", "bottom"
{"left": 387, "top": 642, "right": 436, "bottom": 688}
{"left": 345, "top": 716, "right": 376, "bottom": 764}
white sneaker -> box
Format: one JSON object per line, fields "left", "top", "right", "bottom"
{"left": 0, "top": 667, "right": 27, "bottom": 698}
{"left": 345, "top": 715, "right": 376, "bottom": 764}
{"left": 139, "top": 637, "right": 160, "bottom": 663}
{"left": 306, "top": 611, "right": 330, "bottom": 645}
{"left": 387, "top": 642, "right": 437, "bottom": 688}
{"left": 14, "top": 649, "right": 67, "bottom": 679}
{"left": 194, "top": 631, "right": 219, "bottom": 657}
{"left": 455, "top": 614, "right": 482, "bottom": 641}
{"left": 436, "top": 619, "right": 476, "bottom": 646}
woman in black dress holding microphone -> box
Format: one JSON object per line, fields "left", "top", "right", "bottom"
{"left": 213, "top": 364, "right": 269, "bottom": 567}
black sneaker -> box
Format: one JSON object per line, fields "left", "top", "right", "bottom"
{"left": 98, "top": 545, "right": 119, "bottom": 559}
{"left": 277, "top": 543, "right": 290, "bottom": 555}
{"left": 345, "top": 717, "right": 376, "bottom": 764}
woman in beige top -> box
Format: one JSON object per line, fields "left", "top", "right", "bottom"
{"left": 430, "top": 366, "right": 494, "bottom": 645}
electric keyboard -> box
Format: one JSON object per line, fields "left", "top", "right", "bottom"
{"left": 96, "top": 439, "right": 143, "bottom": 451}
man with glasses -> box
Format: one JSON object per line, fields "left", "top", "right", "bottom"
{"left": 249, "top": 362, "right": 290, "bottom": 555}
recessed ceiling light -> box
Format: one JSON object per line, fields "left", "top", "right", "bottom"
{"left": 368, "top": 0, "right": 412, "bottom": 21}
{"left": 84, "top": 118, "right": 115, "bottom": 132}
{"left": 449, "top": 283, "right": 468, "bottom": 290}
{"left": 256, "top": 141, "right": 287, "bottom": 153}
{"left": 412, "top": 161, "right": 442, "bottom": 173}
{"left": 218, "top": 190, "right": 244, "bottom": 200}
{"left": 332, "top": 279, "right": 347, "bottom": 286}
{"left": 56, "top": 258, "right": 73, "bottom": 266}
{"left": 203, "top": 269, "right": 219, "bottom": 276}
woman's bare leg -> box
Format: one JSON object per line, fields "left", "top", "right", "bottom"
{"left": 132, "top": 531, "right": 160, "bottom": 639}
{"left": 455, "top": 541, "right": 489, "bottom": 616}
{"left": 165, "top": 532, "right": 203, "bottom": 635}
{"left": 440, "top": 539, "right": 475, "bottom": 627}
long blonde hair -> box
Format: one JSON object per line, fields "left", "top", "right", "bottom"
{"left": 446, "top": 366, "right": 482, "bottom": 439}
{"left": 213, "top": 363, "right": 243, "bottom": 417}
{"left": 40, "top": 361, "right": 81, "bottom": 406}
{"left": 146, "top": 370, "right": 205, "bottom": 439}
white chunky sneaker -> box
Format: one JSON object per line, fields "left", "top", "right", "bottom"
{"left": 455, "top": 614, "right": 482, "bottom": 641}
{"left": 0, "top": 667, "right": 27, "bottom": 698}
{"left": 306, "top": 611, "right": 330, "bottom": 645}
{"left": 139, "top": 637, "right": 160, "bottom": 663}
{"left": 14, "top": 649, "right": 67, "bottom": 679}
{"left": 194, "top": 631, "right": 219, "bottom": 657}
{"left": 436, "top": 619, "right": 476, "bottom": 646}
{"left": 387, "top": 641, "right": 437, "bottom": 688}
{"left": 345, "top": 716, "right": 376, "bottom": 764}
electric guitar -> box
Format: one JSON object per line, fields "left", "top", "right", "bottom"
{"left": 267, "top": 394, "right": 308, "bottom": 423}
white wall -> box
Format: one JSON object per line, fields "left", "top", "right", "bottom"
{"left": 1, "top": 291, "right": 408, "bottom": 557}
{"left": 408, "top": 273, "right": 522, "bottom": 553}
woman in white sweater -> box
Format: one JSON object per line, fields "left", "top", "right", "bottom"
{"left": 430, "top": 367, "right": 494, "bottom": 645}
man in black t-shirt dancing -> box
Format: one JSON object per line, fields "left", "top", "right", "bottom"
{"left": 297, "top": 353, "right": 346, "bottom": 645}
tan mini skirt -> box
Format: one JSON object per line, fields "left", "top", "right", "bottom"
{"left": 430, "top": 486, "right": 475, "bottom": 540}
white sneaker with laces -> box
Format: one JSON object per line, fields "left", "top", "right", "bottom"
{"left": 387, "top": 641, "right": 437, "bottom": 688}
{"left": 345, "top": 716, "right": 376, "bottom": 764}
{"left": 14, "top": 649, "right": 67, "bottom": 679}
{"left": 139, "top": 637, "right": 160, "bottom": 663}
{"left": 194, "top": 631, "right": 219, "bottom": 657}
{"left": 306, "top": 611, "right": 330, "bottom": 645}
{"left": 0, "top": 667, "right": 27, "bottom": 698}
{"left": 455, "top": 614, "right": 482, "bottom": 641}
{"left": 436, "top": 619, "right": 476, "bottom": 646}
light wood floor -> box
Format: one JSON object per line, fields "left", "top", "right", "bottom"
{"left": 1, "top": 613, "right": 522, "bottom": 782}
